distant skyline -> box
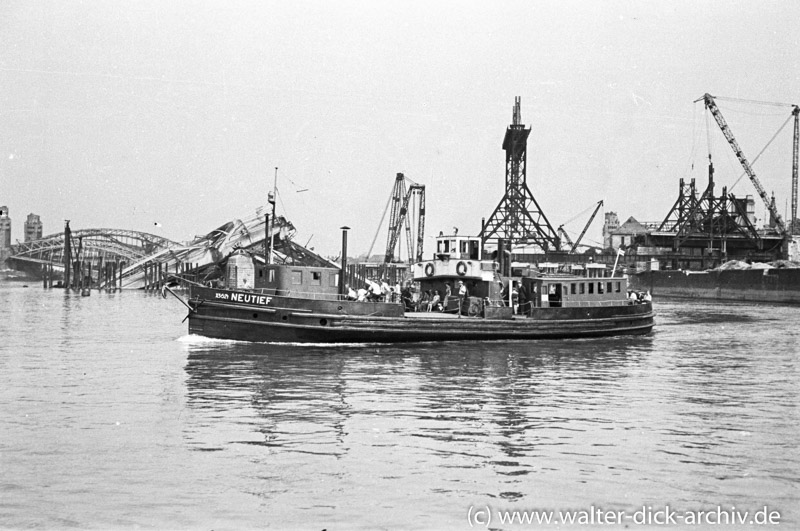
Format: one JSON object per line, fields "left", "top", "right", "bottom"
{"left": 1, "top": 0, "right": 798, "bottom": 256}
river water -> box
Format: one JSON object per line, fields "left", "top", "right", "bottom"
{"left": 1, "top": 282, "right": 798, "bottom": 530}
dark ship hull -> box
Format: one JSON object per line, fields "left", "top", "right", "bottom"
{"left": 186, "top": 286, "right": 654, "bottom": 344}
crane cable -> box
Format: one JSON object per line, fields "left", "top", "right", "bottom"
{"left": 728, "top": 112, "right": 795, "bottom": 193}
{"left": 366, "top": 187, "right": 395, "bottom": 260}
{"left": 560, "top": 201, "right": 601, "bottom": 228}
{"left": 714, "top": 95, "right": 796, "bottom": 108}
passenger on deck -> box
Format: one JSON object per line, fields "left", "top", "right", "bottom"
{"left": 367, "top": 279, "right": 382, "bottom": 301}
{"left": 518, "top": 282, "right": 529, "bottom": 315}
{"left": 357, "top": 287, "right": 368, "bottom": 301}
{"left": 345, "top": 284, "right": 357, "bottom": 301}
{"left": 457, "top": 280, "right": 468, "bottom": 318}
{"left": 643, "top": 290, "right": 652, "bottom": 302}
{"left": 418, "top": 290, "right": 431, "bottom": 312}
{"left": 401, "top": 286, "right": 414, "bottom": 311}
{"left": 380, "top": 278, "right": 390, "bottom": 300}
{"left": 428, "top": 290, "right": 441, "bottom": 312}
{"left": 442, "top": 282, "right": 452, "bottom": 312}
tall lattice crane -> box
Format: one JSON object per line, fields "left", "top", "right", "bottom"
{"left": 385, "top": 173, "right": 426, "bottom": 263}
{"left": 700, "top": 93, "right": 789, "bottom": 234}
{"left": 480, "top": 97, "right": 560, "bottom": 250}
{"left": 367, "top": 173, "right": 426, "bottom": 264}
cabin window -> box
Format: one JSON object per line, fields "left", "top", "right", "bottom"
{"left": 607, "top": 282, "right": 612, "bottom": 293}
{"left": 330, "top": 273, "right": 339, "bottom": 287}
{"left": 570, "top": 283, "right": 576, "bottom": 295}
{"left": 598, "top": 282, "right": 604, "bottom": 294}
{"left": 291, "top": 270, "right": 303, "bottom": 285}
{"left": 615, "top": 282, "right": 621, "bottom": 293}
{"left": 470, "top": 240, "right": 480, "bottom": 259}
{"left": 588, "top": 282, "right": 594, "bottom": 294}
{"left": 269, "top": 269, "right": 275, "bottom": 282}
{"left": 310, "top": 271, "right": 322, "bottom": 286}
{"left": 259, "top": 269, "right": 263, "bottom": 278}
{"left": 580, "top": 283, "right": 585, "bottom": 294}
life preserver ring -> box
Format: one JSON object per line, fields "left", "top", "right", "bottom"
{"left": 456, "top": 261, "right": 468, "bottom": 276}
{"left": 424, "top": 263, "right": 435, "bottom": 277}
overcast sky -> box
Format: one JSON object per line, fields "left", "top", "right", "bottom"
{"left": 1, "top": 0, "right": 798, "bottom": 257}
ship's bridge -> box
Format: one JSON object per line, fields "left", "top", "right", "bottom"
{"left": 434, "top": 233, "right": 481, "bottom": 261}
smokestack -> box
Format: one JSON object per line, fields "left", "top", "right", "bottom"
{"left": 340, "top": 226, "right": 350, "bottom": 296}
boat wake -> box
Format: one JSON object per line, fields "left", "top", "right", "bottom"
{"left": 176, "top": 334, "right": 242, "bottom": 345}
{"left": 175, "top": 333, "right": 379, "bottom": 348}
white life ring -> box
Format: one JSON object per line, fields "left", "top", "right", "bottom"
{"left": 424, "top": 263, "right": 435, "bottom": 277}
{"left": 456, "top": 261, "right": 468, "bottom": 276}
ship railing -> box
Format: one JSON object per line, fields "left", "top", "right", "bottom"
{"left": 246, "top": 287, "right": 400, "bottom": 303}
{"left": 562, "top": 299, "right": 636, "bottom": 307}
{"left": 489, "top": 298, "right": 635, "bottom": 308}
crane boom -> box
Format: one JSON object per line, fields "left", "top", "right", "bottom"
{"left": 792, "top": 106, "right": 799, "bottom": 235}
{"left": 571, "top": 200, "right": 603, "bottom": 253}
{"left": 701, "top": 93, "right": 786, "bottom": 234}
{"left": 557, "top": 226, "right": 574, "bottom": 248}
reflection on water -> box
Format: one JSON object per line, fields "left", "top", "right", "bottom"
{"left": 183, "top": 337, "right": 650, "bottom": 453}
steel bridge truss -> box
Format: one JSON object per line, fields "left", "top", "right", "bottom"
{"left": 12, "top": 228, "right": 179, "bottom": 267}
{"left": 10, "top": 210, "right": 334, "bottom": 289}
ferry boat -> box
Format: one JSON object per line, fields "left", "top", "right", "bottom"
{"left": 169, "top": 232, "right": 654, "bottom": 343}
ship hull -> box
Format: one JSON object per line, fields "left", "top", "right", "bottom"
{"left": 630, "top": 269, "right": 800, "bottom": 304}
{"left": 186, "top": 286, "right": 654, "bottom": 344}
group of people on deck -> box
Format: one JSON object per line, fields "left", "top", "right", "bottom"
{"left": 415, "top": 280, "right": 468, "bottom": 313}
{"left": 344, "top": 278, "right": 402, "bottom": 303}
{"left": 627, "top": 289, "right": 652, "bottom": 303}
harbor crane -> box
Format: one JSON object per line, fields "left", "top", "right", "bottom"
{"left": 367, "top": 173, "right": 426, "bottom": 265}
{"left": 699, "top": 93, "right": 799, "bottom": 235}
{"left": 385, "top": 173, "right": 426, "bottom": 264}
{"left": 557, "top": 200, "right": 603, "bottom": 254}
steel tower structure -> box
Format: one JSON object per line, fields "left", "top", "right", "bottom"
{"left": 480, "top": 97, "right": 560, "bottom": 251}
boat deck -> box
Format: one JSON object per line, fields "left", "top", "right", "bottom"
{"left": 404, "top": 312, "right": 472, "bottom": 320}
